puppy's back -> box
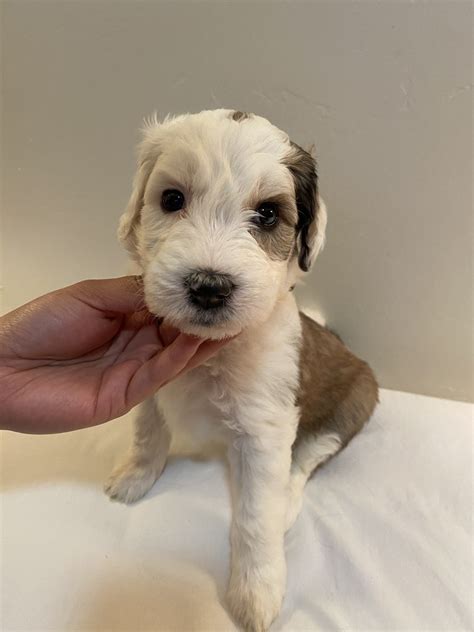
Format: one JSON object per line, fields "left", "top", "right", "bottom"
{"left": 297, "top": 312, "right": 379, "bottom": 446}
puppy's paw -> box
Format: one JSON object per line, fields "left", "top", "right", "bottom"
{"left": 226, "top": 565, "right": 285, "bottom": 632}
{"left": 104, "top": 460, "right": 159, "bottom": 504}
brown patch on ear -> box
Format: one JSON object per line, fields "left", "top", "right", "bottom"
{"left": 284, "top": 142, "right": 319, "bottom": 272}
{"left": 232, "top": 110, "right": 252, "bottom": 122}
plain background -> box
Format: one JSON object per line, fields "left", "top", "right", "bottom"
{"left": 1, "top": 0, "right": 472, "bottom": 402}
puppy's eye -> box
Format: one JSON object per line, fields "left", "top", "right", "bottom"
{"left": 162, "top": 189, "right": 185, "bottom": 212}
{"left": 254, "top": 202, "right": 279, "bottom": 228}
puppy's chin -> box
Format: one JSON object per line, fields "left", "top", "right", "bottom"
{"left": 154, "top": 308, "right": 243, "bottom": 341}
{"left": 176, "top": 318, "right": 242, "bottom": 341}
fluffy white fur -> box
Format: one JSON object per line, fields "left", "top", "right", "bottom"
{"left": 106, "top": 109, "right": 328, "bottom": 632}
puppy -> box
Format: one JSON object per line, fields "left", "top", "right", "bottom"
{"left": 105, "top": 109, "right": 378, "bottom": 631}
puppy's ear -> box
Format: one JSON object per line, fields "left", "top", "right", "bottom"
{"left": 285, "top": 141, "right": 327, "bottom": 272}
{"left": 117, "top": 147, "right": 156, "bottom": 259}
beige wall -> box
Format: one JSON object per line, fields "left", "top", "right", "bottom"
{"left": 1, "top": 1, "right": 472, "bottom": 401}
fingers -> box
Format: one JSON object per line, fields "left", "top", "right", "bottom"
{"left": 158, "top": 322, "right": 181, "bottom": 346}
{"left": 71, "top": 276, "right": 147, "bottom": 315}
{"left": 124, "top": 333, "right": 235, "bottom": 410}
{"left": 180, "top": 338, "right": 232, "bottom": 372}
{"left": 125, "top": 334, "right": 203, "bottom": 407}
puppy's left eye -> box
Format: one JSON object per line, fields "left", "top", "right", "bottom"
{"left": 254, "top": 202, "right": 279, "bottom": 228}
{"left": 162, "top": 189, "right": 185, "bottom": 212}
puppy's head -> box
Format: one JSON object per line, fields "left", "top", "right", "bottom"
{"left": 119, "top": 109, "right": 327, "bottom": 339}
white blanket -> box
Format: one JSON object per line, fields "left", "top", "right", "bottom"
{"left": 1, "top": 389, "right": 472, "bottom": 631}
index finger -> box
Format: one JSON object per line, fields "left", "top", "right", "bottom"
{"left": 70, "top": 276, "right": 147, "bottom": 314}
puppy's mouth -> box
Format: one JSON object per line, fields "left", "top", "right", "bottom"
{"left": 168, "top": 305, "right": 240, "bottom": 341}
{"left": 188, "top": 305, "right": 235, "bottom": 328}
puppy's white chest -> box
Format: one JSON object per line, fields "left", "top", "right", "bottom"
{"left": 156, "top": 364, "right": 239, "bottom": 452}
{"left": 157, "top": 298, "right": 302, "bottom": 449}
{"left": 204, "top": 363, "right": 239, "bottom": 417}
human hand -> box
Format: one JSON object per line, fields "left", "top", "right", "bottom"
{"left": 0, "top": 276, "right": 230, "bottom": 433}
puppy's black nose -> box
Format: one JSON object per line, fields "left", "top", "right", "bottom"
{"left": 185, "top": 270, "right": 234, "bottom": 310}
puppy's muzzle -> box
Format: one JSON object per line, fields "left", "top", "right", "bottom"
{"left": 185, "top": 270, "right": 234, "bottom": 310}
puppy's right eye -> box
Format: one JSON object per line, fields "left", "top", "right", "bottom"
{"left": 161, "top": 189, "right": 185, "bottom": 212}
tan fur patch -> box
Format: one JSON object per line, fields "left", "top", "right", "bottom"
{"left": 231, "top": 110, "right": 252, "bottom": 122}
{"left": 118, "top": 155, "right": 156, "bottom": 257}
{"left": 249, "top": 193, "right": 298, "bottom": 261}
{"left": 252, "top": 222, "right": 295, "bottom": 261}
{"left": 296, "top": 312, "right": 379, "bottom": 446}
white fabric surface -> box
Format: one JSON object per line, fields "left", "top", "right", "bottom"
{"left": 1, "top": 389, "right": 472, "bottom": 631}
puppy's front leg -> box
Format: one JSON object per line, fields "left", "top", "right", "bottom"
{"left": 105, "top": 397, "right": 170, "bottom": 504}
{"left": 226, "top": 420, "right": 295, "bottom": 632}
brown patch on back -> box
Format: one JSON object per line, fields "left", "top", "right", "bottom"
{"left": 296, "top": 312, "right": 379, "bottom": 446}
{"left": 232, "top": 110, "right": 252, "bottom": 122}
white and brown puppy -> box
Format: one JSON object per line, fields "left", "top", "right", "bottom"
{"left": 106, "top": 109, "right": 378, "bottom": 632}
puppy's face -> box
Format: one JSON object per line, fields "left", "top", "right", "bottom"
{"left": 119, "top": 109, "right": 327, "bottom": 339}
